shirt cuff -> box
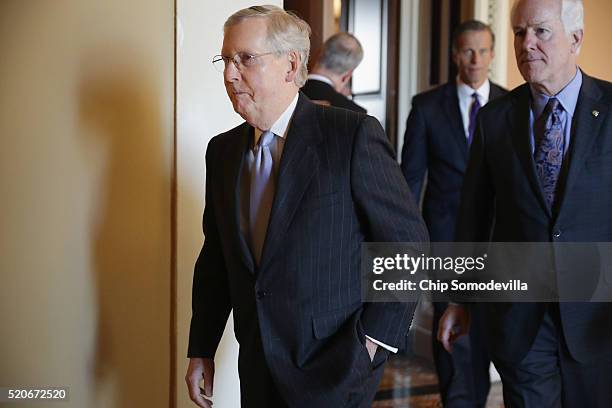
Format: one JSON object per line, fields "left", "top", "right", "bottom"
{"left": 365, "top": 335, "right": 398, "bottom": 353}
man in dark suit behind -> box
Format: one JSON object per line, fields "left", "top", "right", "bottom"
{"left": 439, "top": 0, "right": 612, "bottom": 406}
{"left": 301, "top": 32, "right": 366, "bottom": 113}
{"left": 401, "top": 20, "right": 506, "bottom": 408}
{"left": 185, "top": 6, "right": 428, "bottom": 408}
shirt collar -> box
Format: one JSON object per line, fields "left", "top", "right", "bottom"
{"left": 253, "top": 93, "right": 299, "bottom": 146}
{"left": 530, "top": 68, "right": 582, "bottom": 119}
{"left": 307, "top": 73, "right": 334, "bottom": 87}
{"left": 456, "top": 77, "right": 490, "bottom": 102}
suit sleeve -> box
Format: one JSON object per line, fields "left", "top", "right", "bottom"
{"left": 350, "top": 115, "right": 430, "bottom": 349}
{"left": 187, "top": 138, "right": 232, "bottom": 359}
{"left": 401, "top": 97, "right": 428, "bottom": 200}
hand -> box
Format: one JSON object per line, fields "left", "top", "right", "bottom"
{"left": 365, "top": 338, "right": 378, "bottom": 361}
{"left": 437, "top": 304, "right": 470, "bottom": 353}
{"left": 185, "top": 357, "right": 215, "bottom": 408}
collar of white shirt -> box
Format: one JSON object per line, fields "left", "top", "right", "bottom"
{"left": 253, "top": 93, "right": 299, "bottom": 147}
{"left": 456, "top": 77, "right": 491, "bottom": 104}
{"left": 307, "top": 73, "right": 334, "bottom": 87}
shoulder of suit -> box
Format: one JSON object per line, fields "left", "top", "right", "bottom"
{"left": 479, "top": 82, "right": 528, "bottom": 118}
{"left": 208, "top": 121, "right": 247, "bottom": 150}
{"left": 412, "top": 82, "right": 452, "bottom": 105}
{"left": 311, "top": 99, "right": 366, "bottom": 120}
{"left": 306, "top": 100, "right": 370, "bottom": 135}
{"left": 589, "top": 75, "right": 612, "bottom": 101}
{"left": 490, "top": 81, "right": 509, "bottom": 96}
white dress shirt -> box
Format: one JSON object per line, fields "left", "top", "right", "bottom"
{"left": 457, "top": 78, "right": 491, "bottom": 138}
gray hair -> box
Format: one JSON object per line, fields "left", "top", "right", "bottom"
{"left": 561, "top": 0, "right": 584, "bottom": 44}
{"left": 317, "top": 32, "right": 363, "bottom": 75}
{"left": 511, "top": 0, "right": 584, "bottom": 39}
{"left": 224, "top": 5, "right": 311, "bottom": 87}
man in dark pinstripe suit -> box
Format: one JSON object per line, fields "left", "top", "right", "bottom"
{"left": 185, "top": 5, "right": 428, "bottom": 408}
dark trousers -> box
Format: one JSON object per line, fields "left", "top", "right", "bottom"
{"left": 494, "top": 304, "right": 612, "bottom": 408}
{"left": 239, "top": 325, "right": 389, "bottom": 408}
{"left": 432, "top": 302, "right": 491, "bottom": 408}
{"left": 345, "top": 347, "right": 388, "bottom": 408}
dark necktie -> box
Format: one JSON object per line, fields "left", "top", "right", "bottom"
{"left": 468, "top": 92, "right": 481, "bottom": 146}
{"left": 249, "top": 130, "right": 275, "bottom": 265}
{"left": 534, "top": 98, "right": 564, "bottom": 208}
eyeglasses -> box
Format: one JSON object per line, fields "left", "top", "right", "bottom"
{"left": 212, "top": 51, "right": 276, "bottom": 72}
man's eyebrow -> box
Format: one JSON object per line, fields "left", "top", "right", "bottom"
{"left": 512, "top": 18, "right": 555, "bottom": 31}
{"left": 532, "top": 19, "right": 553, "bottom": 25}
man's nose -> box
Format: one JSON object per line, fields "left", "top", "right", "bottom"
{"left": 521, "top": 30, "right": 538, "bottom": 52}
{"left": 224, "top": 60, "right": 240, "bottom": 83}
{"left": 471, "top": 52, "right": 479, "bottom": 64}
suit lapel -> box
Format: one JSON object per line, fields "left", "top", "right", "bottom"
{"left": 508, "top": 85, "right": 552, "bottom": 216}
{"left": 223, "top": 123, "right": 255, "bottom": 273}
{"left": 556, "top": 74, "right": 607, "bottom": 215}
{"left": 443, "top": 83, "right": 469, "bottom": 158}
{"left": 259, "top": 94, "right": 322, "bottom": 271}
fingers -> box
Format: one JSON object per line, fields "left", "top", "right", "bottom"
{"left": 186, "top": 374, "right": 212, "bottom": 408}
{"left": 186, "top": 358, "right": 214, "bottom": 408}
{"left": 437, "top": 320, "right": 455, "bottom": 353}
{"left": 437, "top": 305, "right": 470, "bottom": 353}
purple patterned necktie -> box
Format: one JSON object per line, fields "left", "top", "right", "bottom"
{"left": 468, "top": 92, "right": 481, "bottom": 146}
{"left": 249, "top": 130, "right": 275, "bottom": 265}
{"left": 534, "top": 98, "right": 564, "bottom": 208}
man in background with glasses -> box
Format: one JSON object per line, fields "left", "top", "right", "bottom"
{"left": 185, "top": 5, "right": 427, "bottom": 408}
{"left": 400, "top": 20, "right": 506, "bottom": 408}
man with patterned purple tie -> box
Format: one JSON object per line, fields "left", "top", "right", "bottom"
{"left": 439, "top": 0, "right": 612, "bottom": 406}
{"left": 184, "top": 5, "right": 428, "bottom": 408}
{"left": 400, "top": 20, "right": 506, "bottom": 408}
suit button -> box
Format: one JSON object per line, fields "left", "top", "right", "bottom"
{"left": 553, "top": 230, "right": 562, "bottom": 238}
{"left": 256, "top": 290, "right": 269, "bottom": 299}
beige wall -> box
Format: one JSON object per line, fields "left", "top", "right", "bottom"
{"left": 507, "top": 0, "right": 612, "bottom": 89}
{"left": 0, "top": 1, "right": 173, "bottom": 407}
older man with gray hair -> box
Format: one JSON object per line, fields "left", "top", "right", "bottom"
{"left": 438, "top": 0, "right": 612, "bottom": 406}
{"left": 185, "top": 5, "right": 427, "bottom": 408}
{"left": 302, "top": 32, "right": 366, "bottom": 113}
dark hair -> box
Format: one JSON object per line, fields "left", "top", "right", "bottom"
{"left": 451, "top": 20, "right": 495, "bottom": 52}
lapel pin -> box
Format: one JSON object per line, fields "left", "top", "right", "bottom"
{"left": 592, "top": 110, "right": 599, "bottom": 117}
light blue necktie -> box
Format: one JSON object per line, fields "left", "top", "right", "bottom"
{"left": 249, "top": 130, "right": 275, "bottom": 265}
{"left": 534, "top": 98, "right": 564, "bottom": 208}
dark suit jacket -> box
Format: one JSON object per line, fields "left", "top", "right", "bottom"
{"left": 301, "top": 78, "right": 367, "bottom": 113}
{"left": 401, "top": 81, "right": 507, "bottom": 241}
{"left": 456, "top": 72, "right": 612, "bottom": 364}
{"left": 188, "top": 93, "right": 428, "bottom": 406}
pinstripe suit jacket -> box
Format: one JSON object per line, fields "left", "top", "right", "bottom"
{"left": 456, "top": 73, "right": 612, "bottom": 364}
{"left": 188, "top": 93, "right": 428, "bottom": 406}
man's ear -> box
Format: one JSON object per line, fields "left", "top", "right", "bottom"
{"left": 340, "top": 69, "right": 354, "bottom": 86}
{"left": 570, "top": 29, "right": 584, "bottom": 54}
{"left": 285, "top": 50, "right": 300, "bottom": 83}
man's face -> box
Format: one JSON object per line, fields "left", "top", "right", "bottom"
{"left": 511, "top": 0, "right": 581, "bottom": 94}
{"left": 453, "top": 30, "right": 495, "bottom": 89}
{"left": 221, "top": 18, "right": 291, "bottom": 127}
